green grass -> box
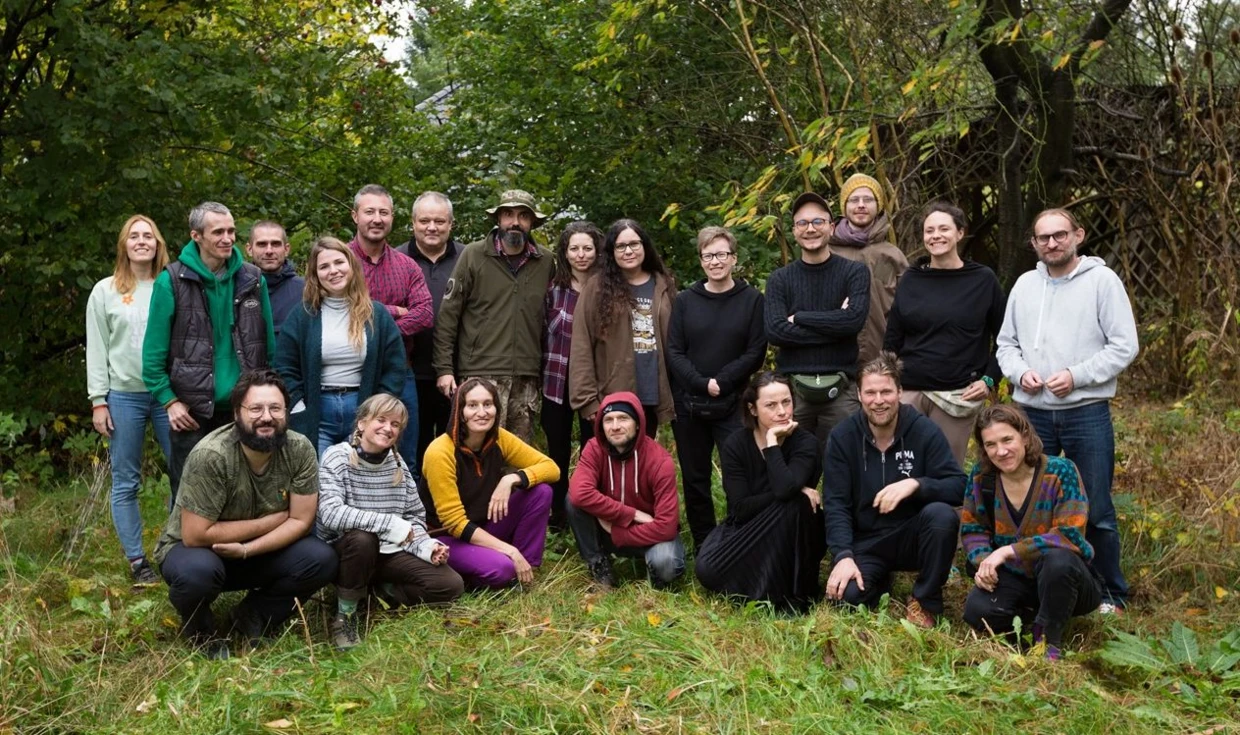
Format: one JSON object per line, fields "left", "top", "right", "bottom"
{"left": 2, "top": 397, "right": 1239, "bottom": 733}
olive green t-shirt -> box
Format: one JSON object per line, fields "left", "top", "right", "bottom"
{"left": 153, "top": 424, "right": 319, "bottom": 566}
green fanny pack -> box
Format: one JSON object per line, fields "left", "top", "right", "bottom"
{"left": 792, "top": 373, "right": 847, "bottom": 403}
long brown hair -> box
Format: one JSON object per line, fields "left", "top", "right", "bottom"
{"left": 973, "top": 404, "right": 1045, "bottom": 475}
{"left": 303, "top": 236, "right": 373, "bottom": 351}
{"left": 448, "top": 377, "right": 501, "bottom": 448}
{"left": 113, "top": 215, "right": 170, "bottom": 295}
{"left": 594, "top": 218, "right": 672, "bottom": 333}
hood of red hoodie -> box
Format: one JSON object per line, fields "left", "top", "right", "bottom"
{"left": 594, "top": 390, "right": 648, "bottom": 446}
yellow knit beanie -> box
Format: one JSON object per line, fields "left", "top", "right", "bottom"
{"left": 839, "top": 174, "right": 885, "bottom": 213}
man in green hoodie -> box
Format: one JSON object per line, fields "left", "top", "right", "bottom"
{"left": 143, "top": 201, "right": 276, "bottom": 502}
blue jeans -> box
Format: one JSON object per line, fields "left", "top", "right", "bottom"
{"left": 317, "top": 390, "right": 360, "bottom": 457}
{"left": 107, "top": 390, "right": 172, "bottom": 560}
{"left": 1024, "top": 401, "right": 1127, "bottom": 606}
{"left": 398, "top": 369, "right": 420, "bottom": 471}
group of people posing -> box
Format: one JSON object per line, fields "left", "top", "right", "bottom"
{"left": 85, "top": 175, "right": 1138, "bottom": 660}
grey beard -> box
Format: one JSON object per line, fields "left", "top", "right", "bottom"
{"left": 501, "top": 230, "right": 525, "bottom": 248}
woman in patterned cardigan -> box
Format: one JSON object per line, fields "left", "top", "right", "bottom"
{"left": 317, "top": 394, "right": 464, "bottom": 650}
{"left": 961, "top": 404, "right": 1102, "bottom": 660}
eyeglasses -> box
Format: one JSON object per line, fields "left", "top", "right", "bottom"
{"left": 1032, "top": 230, "right": 1073, "bottom": 246}
{"left": 846, "top": 196, "right": 876, "bottom": 206}
{"left": 616, "top": 241, "right": 644, "bottom": 253}
{"left": 700, "top": 251, "right": 734, "bottom": 263}
{"left": 794, "top": 218, "right": 830, "bottom": 230}
{"left": 241, "top": 404, "right": 286, "bottom": 418}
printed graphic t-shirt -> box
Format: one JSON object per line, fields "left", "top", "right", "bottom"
{"left": 630, "top": 277, "right": 659, "bottom": 407}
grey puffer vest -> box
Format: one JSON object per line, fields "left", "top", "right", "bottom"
{"left": 166, "top": 261, "right": 269, "bottom": 419}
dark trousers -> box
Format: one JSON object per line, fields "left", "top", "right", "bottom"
{"left": 840, "top": 502, "right": 959, "bottom": 613}
{"left": 1024, "top": 402, "right": 1127, "bottom": 607}
{"left": 160, "top": 536, "right": 338, "bottom": 641}
{"left": 415, "top": 377, "right": 451, "bottom": 472}
{"left": 580, "top": 404, "right": 658, "bottom": 444}
{"left": 963, "top": 548, "right": 1102, "bottom": 646}
{"left": 540, "top": 396, "right": 591, "bottom": 526}
{"left": 333, "top": 530, "right": 463, "bottom": 606}
{"left": 168, "top": 407, "right": 233, "bottom": 505}
{"left": 565, "top": 499, "right": 685, "bottom": 586}
{"left": 670, "top": 411, "right": 743, "bottom": 549}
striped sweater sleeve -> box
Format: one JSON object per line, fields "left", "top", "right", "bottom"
{"left": 397, "top": 453, "right": 439, "bottom": 561}
{"left": 1010, "top": 457, "right": 1092, "bottom": 570}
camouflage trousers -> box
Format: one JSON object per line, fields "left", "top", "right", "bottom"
{"left": 477, "top": 375, "right": 541, "bottom": 443}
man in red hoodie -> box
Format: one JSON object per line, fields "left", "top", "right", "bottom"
{"left": 567, "top": 392, "right": 685, "bottom": 589}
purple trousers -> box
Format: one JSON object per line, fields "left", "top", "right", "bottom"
{"left": 440, "top": 483, "right": 552, "bottom": 589}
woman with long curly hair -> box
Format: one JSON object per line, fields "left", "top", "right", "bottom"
{"left": 541, "top": 220, "right": 602, "bottom": 527}
{"left": 86, "top": 215, "right": 174, "bottom": 585}
{"left": 569, "top": 219, "right": 676, "bottom": 440}
{"left": 275, "top": 236, "right": 406, "bottom": 455}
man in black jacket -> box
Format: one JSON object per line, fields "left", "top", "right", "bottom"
{"left": 823, "top": 351, "right": 964, "bottom": 628}
{"left": 246, "top": 220, "right": 303, "bottom": 337}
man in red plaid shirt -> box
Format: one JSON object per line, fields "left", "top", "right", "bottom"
{"left": 348, "top": 184, "right": 433, "bottom": 469}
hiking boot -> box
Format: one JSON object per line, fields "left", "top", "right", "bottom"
{"left": 588, "top": 557, "right": 618, "bottom": 591}
{"left": 905, "top": 598, "right": 936, "bottom": 629}
{"left": 130, "top": 558, "right": 160, "bottom": 587}
{"left": 230, "top": 603, "right": 265, "bottom": 648}
{"left": 190, "top": 633, "right": 231, "bottom": 661}
{"left": 330, "top": 613, "right": 360, "bottom": 650}
{"left": 1044, "top": 644, "right": 1062, "bottom": 662}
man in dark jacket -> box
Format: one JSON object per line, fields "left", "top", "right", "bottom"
{"left": 395, "top": 192, "right": 461, "bottom": 472}
{"left": 432, "top": 189, "right": 555, "bottom": 441}
{"left": 246, "top": 220, "right": 303, "bottom": 337}
{"left": 566, "top": 391, "right": 685, "bottom": 590}
{"left": 823, "top": 352, "right": 964, "bottom": 628}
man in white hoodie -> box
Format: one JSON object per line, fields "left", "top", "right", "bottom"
{"left": 996, "top": 208, "right": 1138, "bottom": 613}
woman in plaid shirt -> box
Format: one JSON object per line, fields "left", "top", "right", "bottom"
{"left": 541, "top": 221, "right": 602, "bottom": 528}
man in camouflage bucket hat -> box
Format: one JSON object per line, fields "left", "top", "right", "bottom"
{"left": 432, "top": 189, "right": 556, "bottom": 441}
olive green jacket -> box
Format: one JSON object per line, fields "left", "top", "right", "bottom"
{"left": 432, "top": 232, "right": 556, "bottom": 379}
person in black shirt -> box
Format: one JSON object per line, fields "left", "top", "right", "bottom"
{"left": 884, "top": 201, "right": 1006, "bottom": 466}
{"left": 765, "top": 192, "right": 870, "bottom": 448}
{"left": 823, "top": 352, "right": 964, "bottom": 628}
{"left": 667, "top": 226, "right": 766, "bottom": 549}
{"left": 695, "top": 372, "right": 824, "bottom": 612}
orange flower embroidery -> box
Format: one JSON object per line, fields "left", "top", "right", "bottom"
{"left": 121, "top": 294, "right": 134, "bottom": 305}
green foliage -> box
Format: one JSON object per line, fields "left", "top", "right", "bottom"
{"left": 1099, "top": 624, "right": 1240, "bottom": 708}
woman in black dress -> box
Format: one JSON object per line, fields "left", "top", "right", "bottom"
{"left": 694, "top": 372, "right": 825, "bottom": 612}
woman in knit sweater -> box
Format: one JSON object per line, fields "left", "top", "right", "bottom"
{"left": 570, "top": 219, "right": 676, "bottom": 438}
{"left": 275, "top": 236, "right": 406, "bottom": 456}
{"left": 694, "top": 373, "right": 824, "bottom": 612}
{"left": 883, "top": 202, "right": 1006, "bottom": 466}
{"left": 316, "top": 394, "right": 463, "bottom": 649}
{"left": 86, "top": 215, "right": 173, "bottom": 585}
{"left": 961, "top": 404, "right": 1102, "bottom": 660}
{"left": 423, "top": 377, "right": 560, "bottom": 589}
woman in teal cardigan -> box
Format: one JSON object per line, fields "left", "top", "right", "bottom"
{"left": 275, "top": 236, "right": 406, "bottom": 455}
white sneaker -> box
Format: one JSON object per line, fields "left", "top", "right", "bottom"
{"left": 1097, "top": 602, "right": 1124, "bottom": 616}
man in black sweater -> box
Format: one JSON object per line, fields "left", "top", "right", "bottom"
{"left": 823, "top": 352, "right": 964, "bottom": 628}
{"left": 765, "top": 192, "right": 871, "bottom": 447}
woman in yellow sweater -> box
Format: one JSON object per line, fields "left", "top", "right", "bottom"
{"left": 423, "top": 378, "right": 559, "bottom": 588}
